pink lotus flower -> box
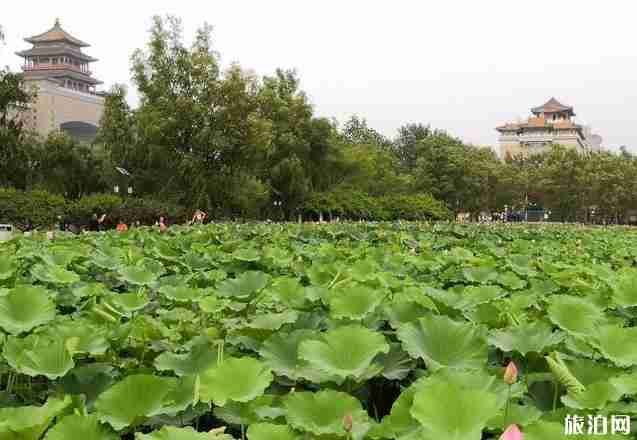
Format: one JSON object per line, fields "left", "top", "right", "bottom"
{"left": 504, "top": 361, "right": 518, "bottom": 385}
{"left": 500, "top": 424, "right": 523, "bottom": 440}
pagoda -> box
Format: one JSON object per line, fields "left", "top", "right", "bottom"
{"left": 15, "top": 19, "right": 105, "bottom": 141}
{"left": 496, "top": 98, "right": 602, "bottom": 158}
{"left": 16, "top": 18, "right": 102, "bottom": 93}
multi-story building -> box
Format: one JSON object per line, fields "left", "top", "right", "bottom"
{"left": 496, "top": 98, "right": 602, "bottom": 158}
{"left": 15, "top": 19, "right": 105, "bottom": 142}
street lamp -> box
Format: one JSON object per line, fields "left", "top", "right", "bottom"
{"left": 115, "top": 167, "right": 133, "bottom": 197}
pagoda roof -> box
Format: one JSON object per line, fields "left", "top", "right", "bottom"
{"left": 531, "top": 97, "right": 575, "bottom": 115}
{"left": 25, "top": 19, "right": 90, "bottom": 47}
{"left": 16, "top": 46, "right": 98, "bottom": 62}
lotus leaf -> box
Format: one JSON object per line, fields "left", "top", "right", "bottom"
{"left": 397, "top": 315, "right": 487, "bottom": 370}
{"left": 199, "top": 357, "right": 273, "bottom": 406}
{"left": 299, "top": 325, "right": 389, "bottom": 381}
{"left": 0, "top": 286, "right": 56, "bottom": 334}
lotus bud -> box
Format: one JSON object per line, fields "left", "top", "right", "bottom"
{"left": 343, "top": 413, "right": 353, "bottom": 433}
{"left": 504, "top": 361, "right": 518, "bottom": 385}
{"left": 500, "top": 424, "right": 523, "bottom": 440}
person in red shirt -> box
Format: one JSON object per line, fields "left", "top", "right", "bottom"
{"left": 116, "top": 220, "right": 128, "bottom": 232}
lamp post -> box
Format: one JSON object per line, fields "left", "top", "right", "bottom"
{"left": 273, "top": 200, "right": 283, "bottom": 221}
{"left": 115, "top": 167, "right": 133, "bottom": 198}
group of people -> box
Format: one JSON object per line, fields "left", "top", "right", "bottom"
{"left": 64, "top": 209, "right": 207, "bottom": 234}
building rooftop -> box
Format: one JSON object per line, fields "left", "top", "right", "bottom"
{"left": 24, "top": 18, "right": 90, "bottom": 48}
{"left": 531, "top": 97, "right": 575, "bottom": 116}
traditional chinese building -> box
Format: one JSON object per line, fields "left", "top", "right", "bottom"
{"left": 15, "top": 19, "right": 105, "bottom": 141}
{"left": 496, "top": 98, "right": 602, "bottom": 158}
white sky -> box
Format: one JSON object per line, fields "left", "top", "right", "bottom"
{"left": 2, "top": 0, "right": 636, "bottom": 150}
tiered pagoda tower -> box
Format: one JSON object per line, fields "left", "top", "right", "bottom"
{"left": 496, "top": 98, "right": 602, "bottom": 158}
{"left": 15, "top": 19, "right": 105, "bottom": 141}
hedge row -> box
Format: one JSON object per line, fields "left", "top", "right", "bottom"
{"left": 303, "top": 188, "right": 451, "bottom": 221}
{"left": 0, "top": 188, "right": 188, "bottom": 229}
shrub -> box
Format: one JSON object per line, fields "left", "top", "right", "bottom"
{"left": 0, "top": 189, "right": 189, "bottom": 230}
{"left": 0, "top": 188, "right": 66, "bottom": 229}
{"left": 303, "top": 188, "right": 450, "bottom": 221}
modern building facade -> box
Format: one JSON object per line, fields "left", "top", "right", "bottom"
{"left": 15, "top": 19, "right": 105, "bottom": 142}
{"left": 496, "top": 98, "right": 602, "bottom": 158}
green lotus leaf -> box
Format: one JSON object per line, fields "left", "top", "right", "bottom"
{"left": 95, "top": 375, "right": 176, "bottom": 430}
{"left": 0, "top": 286, "right": 56, "bottom": 334}
{"left": 548, "top": 295, "right": 606, "bottom": 336}
{"left": 31, "top": 263, "right": 80, "bottom": 284}
{"left": 232, "top": 248, "right": 261, "bottom": 262}
{"left": 508, "top": 254, "right": 537, "bottom": 277}
{"left": 565, "top": 357, "right": 623, "bottom": 386}
{"left": 497, "top": 271, "right": 527, "bottom": 290}
{"left": 247, "top": 310, "right": 299, "bottom": 330}
{"left": 410, "top": 379, "right": 500, "bottom": 440}
{"left": 328, "top": 284, "right": 385, "bottom": 320}
{"left": 370, "top": 378, "right": 423, "bottom": 438}
{"left": 44, "top": 414, "right": 117, "bottom": 440}
{"left": 152, "top": 375, "right": 199, "bottom": 416}
{"left": 384, "top": 301, "right": 434, "bottom": 329}
{"left": 486, "top": 402, "right": 542, "bottom": 430}
{"left": 522, "top": 420, "right": 626, "bottom": 440}
{"left": 284, "top": 390, "right": 370, "bottom": 439}
{"left": 258, "top": 330, "right": 334, "bottom": 382}
{"left": 488, "top": 321, "right": 564, "bottom": 354}
{"left": 425, "top": 285, "right": 506, "bottom": 310}
{"left": 397, "top": 315, "right": 487, "bottom": 371}
{"left": 118, "top": 266, "right": 158, "bottom": 286}
{"left": 0, "top": 396, "right": 71, "bottom": 439}
{"left": 269, "top": 277, "right": 308, "bottom": 309}
{"left": 593, "top": 325, "right": 637, "bottom": 367}
{"left": 72, "top": 282, "right": 111, "bottom": 299}
{"left": 214, "top": 395, "right": 284, "bottom": 426}
{"left": 0, "top": 258, "right": 17, "bottom": 280}
{"left": 613, "top": 269, "right": 637, "bottom": 307}
{"left": 246, "top": 423, "right": 301, "bottom": 440}
{"left": 376, "top": 342, "right": 417, "bottom": 380}
{"left": 159, "top": 286, "right": 205, "bottom": 302}
{"left": 198, "top": 295, "right": 226, "bottom": 314}
{"left": 136, "top": 426, "right": 234, "bottom": 440}
{"left": 393, "top": 287, "right": 439, "bottom": 311}
{"left": 3, "top": 334, "right": 75, "bottom": 379}
{"left": 154, "top": 341, "right": 219, "bottom": 376}
{"left": 562, "top": 381, "right": 623, "bottom": 409}
{"left": 105, "top": 292, "right": 149, "bottom": 314}
{"left": 199, "top": 357, "right": 273, "bottom": 406}
{"left": 609, "top": 372, "right": 637, "bottom": 396}
{"left": 216, "top": 271, "right": 269, "bottom": 299}
{"left": 463, "top": 266, "right": 498, "bottom": 284}
{"left": 41, "top": 319, "right": 110, "bottom": 355}
{"left": 299, "top": 325, "right": 389, "bottom": 381}
{"left": 60, "top": 363, "right": 116, "bottom": 407}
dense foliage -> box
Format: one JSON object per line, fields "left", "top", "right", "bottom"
{"left": 2, "top": 16, "right": 637, "bottom": 223}
{"left": 0, "top": 188, "right": 187, "bottom": 229}
{"left": 1, "top": 223, "right": 637, "bottom": 438}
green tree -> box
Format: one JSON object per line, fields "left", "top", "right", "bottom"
{"left": 0, "top": 70, "right": 37, "bottom": 189}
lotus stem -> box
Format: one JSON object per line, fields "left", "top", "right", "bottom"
{"left": 553, "top": 380, "right": 559, "bottom": 411}
{"left": 503, "top": 384, "right": 511, "bottom": 427}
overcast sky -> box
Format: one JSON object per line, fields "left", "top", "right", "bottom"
{"left": 2, "top": 1, "right": 636, "bottom": 150}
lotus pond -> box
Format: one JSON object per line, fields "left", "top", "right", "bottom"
{"left": 1, "top": 222, "right": 637, "bottom": 439}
